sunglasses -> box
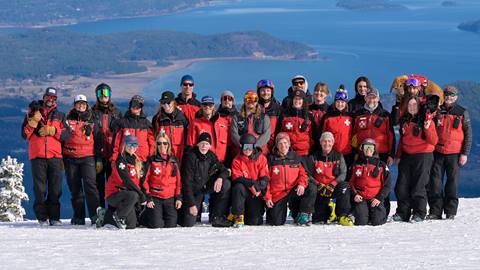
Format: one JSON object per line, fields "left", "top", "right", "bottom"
{"left": 160, "top": 100, "right": 172, "bottom": 105}
{"left": 182, "top": 83, "right": 194, "bottom": 87}
{"left": 44, "top": 95, "right": 57, "bottom": 101}
{"left": 293, "top": 81, "right": 305, "bottom": 86}
{"left": 202, "top": 103, "right": 215, "bottom": 108}
{"left": 96, "top": 88, "right": 111, "bottom": 97}
{"left": 126, "top": 143, "right": 138, "bottom": 148}
{"left": 157, "top": 141, "right": 169, "bottom": 146}
{"left": 222, "top": 96, "right": 233, "bottom": 102}
{"left": 362, "top": 144, "right": 375, "bottom": 152}
{"left": 257, "top": 79, "right": 274, "bottom": 89}
{"left": 406, "top": 78, "right": 421, "bottom": 87}
{"left": 444, "top": 92, "right": 457, "bottom": 97}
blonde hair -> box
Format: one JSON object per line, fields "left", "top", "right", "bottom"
{"left": 240, "top": 102, "right": 262, "bottom": 119}
{"left": 155, "top": 132, "right": 172, "bottom": 156}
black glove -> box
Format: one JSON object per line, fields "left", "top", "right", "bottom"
{"left": 84, "top": 124, "right": 92, "bottom": 136}
{"left": 426, "top": 95, "right": 439, "bottom": 113}
{"left": 299, "top": 120, "right": 309, "bottom": 132}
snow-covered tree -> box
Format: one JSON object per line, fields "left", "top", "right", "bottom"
{"left": 0, "top": 156, "right": 29, "bottom": 222}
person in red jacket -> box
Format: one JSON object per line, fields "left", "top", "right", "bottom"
{"left": 92, "top": 83, "right": 122, "bottom": 208}
{"left": 217, "top": 90, "right": 238, "bottom": 167}
{"left": 175, "top": 74, "right": 201, "bottom": 125}
{"left": 257, "top": 79, "right": 282, "bottom": 152}
{"left": 350, "top": 139, "right": 391, "bottom": 226}
{"left": 231, "top": 134, "right": 270, "bottom": 227}
{"left": 264, "top": 133, "right": 316, "bottom": 226}
{"left": 21, "top": 87, "right": 67, "bottom": 226}
{"left": 320, "top": 86, "right": 354, "bottom": 169}
{"left": 111, "top": 95, "right": 155, "bottom": 163}
{"left": 428, "top": 86, "right": 472, "bottom": 220}
{"left": 309, "top": 82, "right": 330, "bottom": 128}
{"left": 63, "top": 94, "right": 100, "bottom": 225}
{"left": 276, "top": 90, "right": 316, "bottom": 157}
{"left": 393, "top": 96, "right": 438, "bottom": 222}
{"left": 100, "top": 135, "right": 148, "bottom": 229}
{"left": 141, "top": 133, "right": 182, "bottom": 228}
{"left": 186, "top": 96, "right": 230, "bottom": 162}
{"left": 152, "top": 90, "right": 188, "bottom": 164}
{"left": 305, "top": 132, "right": 353, "bottom": 226}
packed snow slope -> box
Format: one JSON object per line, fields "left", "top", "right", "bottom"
{"left": 1, "top": 199, "right": 480, "bottom": 270}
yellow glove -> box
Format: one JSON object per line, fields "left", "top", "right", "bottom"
{"left": 96, "top": 161, "right": 104, "bottom": 174}
{"left": 38, "top": 126, "right": 47, "bottom": 137}
{"left": 28, "top": 118, "right": 39, "bottom": 128}
{"left": 351, "top": 134, "right": 358, "bottom": 149}
{"left": 46, "top": 125, "right": 56, "bottom": 136}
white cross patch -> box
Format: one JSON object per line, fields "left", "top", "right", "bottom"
{"left": 359, "top": 120, "right": 366, "bottom": 128}
{"left": 124, "top": 130, "right": 131, "bottom": 136}
{"left": 355, "top": 169, "right": 362, "bottom": 177}
{"left": 154, "top": 167, "right": 161, "bottom": 175}
{"left": 130, "top": 168, "right": 136, "bottom": 176}
{"left": 285, "top": 122, "right": 293, "bottom": 130}
{"left": 344, "top": 119, "right": 351, "bottom": 126}
{"left": 159, "top": 128, "right": 166, "bottom": 135}
{"left": 273, "top": 167, "right": 280, "bottom": 175}
{"left": 118, "top": 162, "right": 126, "bottom": 170}
{"left": 316, "top": 167, "right": 322, "bottom": 174}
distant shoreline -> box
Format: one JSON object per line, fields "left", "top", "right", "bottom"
{"left": 0, "top": 55, "right": 321, "bottom": 103}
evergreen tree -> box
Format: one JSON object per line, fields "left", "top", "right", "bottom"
{"left": 0, "top": 156, "right": 29, "bottom": 222}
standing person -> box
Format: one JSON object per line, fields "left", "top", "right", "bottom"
{"left": 111, "top": 95, "right": 155, "bottom": 164}
{"left": 320, "top": 86, "right": 354, "bottom": 169}
{"left": 305, "top": 132, "right": 353, "bottom": 226}
{"left": 175, "top": 74, "right": 201, "bottom": 125}
{"left": 63, "top": 95, "right": 99, "bottom": 225}
{"left": 309, "top": 82, "right": 330, "bottom": 127}
{"left": 102, "top": 135, "right": 148, "bottom": 229}
{"left": 428, "top": 86, "right": 472, "bottom": 220}
{"left": 231, "top": 134, "right": 270, "bottom": 227}
{"left": 281, "top": 75, "right": 313, "bottom": 109}
{"left": 264, "top": 133, "right": 316, "bottom": 226}
{"left": 142, "top": 133, "right": 182, "bottom": 228}
{"left": 276, "top": 90, "right": 315, "bottom": 157}
{"left": 393, "top": 96, "right": 438, "bottom": 222}
{"left": 348, "top": 76, "right": 373, "bottom": 114}
{"left": 230, "top": 90, "right": 271, "bottom": 154}
{"left": 152, "top": 90, "right": 188, "bottom": 163}
{"left": 257, "top": 79, "right": 282, "bottom": 152}
{"left": 350, "top": 139, "right": 391, "bottom": 226}
{"left": 186, "top": 96, "right": 230, "bottom": 162}
{"left": 21, "top": 87, "right": 67, "bottom": 226}
{"left": 92, "top": 83, "right": 122, "bottom": 208}
{"left": 179, "top": 132, "right": 231, "bottom": 227}
{"left": 217, "top": 90, "right": 238, "bottom": 167}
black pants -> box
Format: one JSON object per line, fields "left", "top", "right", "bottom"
{"left": 378, "top": 153, "right": 392, "bottom": 217}
{"left": 64, "top": 156, "right": 99, "bottom": 220}
{"left": 105, "top": 190, "right": 139, "bottom": 229}
{"left": 231, "top": 182, "right": 265, "bottom": 225}
{"left": 96, "top": 158, "right": 112, "bottom": 208}
{"left": 179, "top": 179, "right": 231, "bottom": 227}
{"left": 266, "top": 183, "right": 317, "bottom": 226}
{"left": 141, "top": 197, "right": 178, "bottom": 228}
{"left": 353, "top": 200, "right": 387, "bottom": 226}
{"left": 395, "top": 152, "right": 433, "bottom": 221}
{"left": 428, "top": 152, "right": 460, "bottom": 216}
{"left": 313, "top": 181, "right": 351, "bottom": 223}
{"left": 31, "top": 158, "right": 63, "bottom": 221}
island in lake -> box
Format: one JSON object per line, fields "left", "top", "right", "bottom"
{"left": 336, "top": 0, "right": 407, "bottom": 11}
{"left": 458, "top": 20, "right": 480, "bottom": 34}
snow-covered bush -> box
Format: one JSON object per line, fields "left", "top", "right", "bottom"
{"left": 0, "top": 156, "right": 29, "bottom": 222}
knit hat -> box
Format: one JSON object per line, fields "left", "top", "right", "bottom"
{"left": 334, "top": 85, "right": 348, "bottom": 101}
{"left": 444, "top": 85, "right": 458, "bottom": 95}
{"left": 198, "top": 132, "right": 212, "bottom": 144}
{"left": 221, "top": 90, "right": 234, "bottom": 100}
{"left": 366, "top": 88, "right": 379, "bottom": 97}
{"left": 320, "top": 131, "right": 335, "bottom": 143}
{"left": 291, "top": 75, "right": 309, "bottom": 92}
{"left": 129, "top": 95, "right": 144, "bottom": 108}
{"left": 293, "top": 89, "right": 306, "bottom": 99}
{"left": 180, "top": 74, "right": 194, "bottom": 85}
{"left": 275, "top": 132, "right": 291, "bottom": 145}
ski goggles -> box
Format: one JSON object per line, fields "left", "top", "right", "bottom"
{"left": 257, "top": 79, "right": 275, "bottom": 90}
{"left": 242, "top": 144, "right": 254, "bottom": 151}
{"left": 334, "top": 91, "right": 348, "bottom": 101}
{"left": 126, "top": 142, "right": 138, "bottom": 148}
{"left": 362, "top": 144, "right": 375, "bottom": 152}
{"left": 96, "top": 87, "right": 111, "bottom": 97}
{"left": 244, "top": 92, "right": 258, "bottom": 103}
{"left": 406, "top": 77, "right": 421, "bottom": 87}
{"left": 444, "top": 91, "right": 457, "bottom": 97}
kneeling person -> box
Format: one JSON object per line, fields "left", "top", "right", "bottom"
{"left": 265, "top": 133, "right": 316, "bottom": 226}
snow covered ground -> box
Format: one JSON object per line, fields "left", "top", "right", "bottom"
{"left": 1, "top": 199, "right": 480, "bottom": 270}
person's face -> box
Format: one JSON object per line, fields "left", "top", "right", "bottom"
{"left": 357, "top": 81, "right": 368, "bottom": 96}
{"left": 408, "top": 85, "right": 421, "bottom": 96}
{"left": 320, "top": 138, "right": 334, "bottom": 154}
{"left": 181, "top": 80, "right": 194, "bottom": 96}
{"left": 246, "top": 101, "right": 257, "bottom": 111}
{"left": 407, "top": 99, "right": 418, "bottom": 115}
{"left": 125, "top": 143, "right": 138, "bottom": 155}
{"left": 314, "top": 89, "right": 327, "bottom": 104}
{"left": 292, "top": 80, "right": 305, "bottom": 91}
{"left": 44, "top": 95, "right": 57, "bottom": 107}
{"left": 130, "top": 106, "right": 142, "bottom": 116}
{"left": 242, "top": 148, "right": 253, "bottom": 157}
{"left": 161, "top": 101, "right": 174, "bottom": 113}
{"left": 362, "top": 144, "right": 375, "bottom": 157}
{"left": 277, "top": 138, "right": 290, "bottom": 155}
{"left": 99, "top": 95, "right": 110, "bottom": 104}
{"left": 259, "top": 87, "right": 272, "bottom": 101}
{"left": 198, "top": 141, "right": 211, "bottom": 154}
{"left": 365, "top": 94, "right": 379, "bottom": 108}
{"left": 221, "top": 95, "right": 233, "bottom": 109}
{"left": 335, "top": 100, "right": 347, "bottom": 111}
{"left": 201, "top": 103, "right": 215, "bottom": 116}
{"left": 157, "top": 138, "right": 169, "bottom": 155}
{"left": 74, "top": 101, "right": 87, "bottom": 112}
{"left": 293, "top": 96, "right": 304, "bottom": 109}
{"left": 444, "top": 92, "right": 458, "bottom": 106}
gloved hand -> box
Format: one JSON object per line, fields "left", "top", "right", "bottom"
{"left": 38, "top": 126, "right": 48, "bottom": 137}
{"left": 84, "top": 124, "right": 92, "bottom": 136}
{"left": 96, "top": 161, "right": 103, "bottom": 174}
{"left": 317, "top": 183, "right": 326, "bottom": 194}
{"left": 46, "top": 125, "right": 56, "bottom": 136}
{"left": 28, "top": 111, "right": 42, "bottom": 128}
{"left": 324, "top": 183, "right": 335, "bottom": 197}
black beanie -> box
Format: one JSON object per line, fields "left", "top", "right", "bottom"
{"left": 198, "top": 132, "right": 212, "bottom": 144}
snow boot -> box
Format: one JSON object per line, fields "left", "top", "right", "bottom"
{"left": 392, "top": 213, "right": 404, "bottom": 222}
{"left": 446, "top": 214, "right": 455, "bottom": 220}
{"left": 49, "top": 220, "right": 62, "bottom": 226}
{"left": 328, "top": 201, "right": 337, "bottom": 223}
{"left": 70, "top": 217, "right": 85, "bottom": 225}
{"left": 233, "top": 215, "right": 244, "bottom": 228}
{"left": 38, "top": 219, "right": 49, "bottom": 227}
{"left": 95, "top": 207, "right": 107, "bottom": 228}
{"left": 411, "top": 215, "right": 424, "bottom": 223}
{"left": 112, "top": 211, "right": 126, "bottom": 230}
{"left": 338, "top": 215, "right": 354, "bottom": 226}
{"left": 295, "top": 212, "right": 312, "bottom": 226}
{"left": 426, "top": 214, "right": 442, "bottom": 220}
{"left": 211, "top": 216, "right": 232, "bottom": 227}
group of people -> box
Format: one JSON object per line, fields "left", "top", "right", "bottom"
{"left": 21, "top": 73, "right": 472, "bottom": 229}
